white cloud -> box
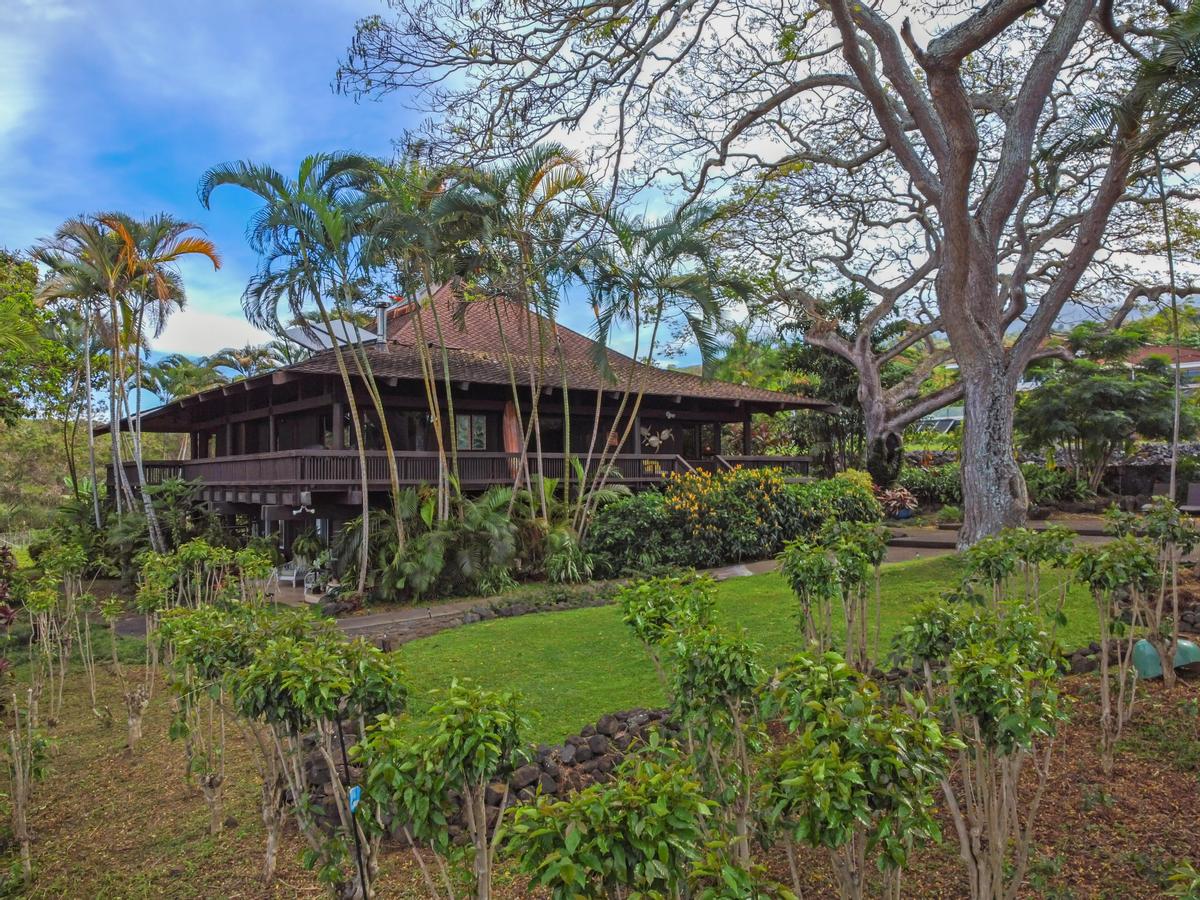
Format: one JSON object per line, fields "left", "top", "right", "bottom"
{"left": 154, "top": 309, "right": 271, "bottom": 357}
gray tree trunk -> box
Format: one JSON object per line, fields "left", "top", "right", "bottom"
{"left": 957, "top": 368, "right": 1027, "bottom": 547}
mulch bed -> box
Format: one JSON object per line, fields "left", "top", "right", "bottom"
{"left": 752, "top": 674, "right": 1200, "bottom": 899}
{"left": 16, "top": 670, "right": 1199, "bottom": 898}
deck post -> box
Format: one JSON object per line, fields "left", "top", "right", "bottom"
{"left": 332, "top": 400, "right": 344, "bottom": 450}
{"left": 742, "top": 407, "right": 752, "bottom": 455}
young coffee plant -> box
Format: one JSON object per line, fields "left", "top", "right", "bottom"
{"left": 617, "top": 573, "right": 716, "bottom": 690}
{"left": 779, "top": 521, "right": 887, "bottom": 669}
{"left": 761, "top": 652, "right": 953, "bottom": 900}
{"left": 159, "top": 605, "right": 241, "bottom": 835}
{"left": 1072, "top": 535, "right": 1158, "bottom": 776}
{"left": 169, "top": 604, "right": 329, "bottom": 881}
{"left": 72, "top": 592, "right": 107, "bottom": 724}
{"left": 24, "top": 543, "right": 88, "bottom": 726}
{"left": 898, "top": 604, "right": 1066, "bottom": 900}
{"left": 356, "top": 679, "right": 526, "bottom": 900}
{"left": 1142, "top": 498, "right": 1200, "bottom": 689}
{"left": 666, "top": 625, "right": 765, "bottom": 866}
{"left": 506, "top": 747, "right": 712, "bottom": 899}
{"left": 1010, "top": 527, "right": 1076, "bottom": 630}
{"left": 4, "top": 688, "right": 50, "bottom": 887}
{"left": 131, "top": 542, "right": 274, "bottom": 752}
{"left": 232, "top": 632, "right": 407, "bottom": 898}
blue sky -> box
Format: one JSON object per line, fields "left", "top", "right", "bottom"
{"left": 1, "top": 0, "right": 418, "bottom": 356}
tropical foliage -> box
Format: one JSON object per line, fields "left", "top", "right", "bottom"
{"left": 588, "top": 468, "right": 881, "bottom": 574}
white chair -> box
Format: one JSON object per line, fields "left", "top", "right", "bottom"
{"left": 275, "top": 561, "right": 307, "bottom": 588}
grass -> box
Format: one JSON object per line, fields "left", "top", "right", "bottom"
{"left": 399, "top": 555, "right": 1100, "bottom": 743}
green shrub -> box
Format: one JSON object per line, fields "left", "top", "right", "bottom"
{"left": 587, "top": 469, "right": 881, "bottom": 576}
{"left": 586, "top": 490, "right": 676, "bottom": 576}
{"left": 936, "top": 504, "right": 962, "bottom": 524}
{"left": 898, "top": 462, "right": 962, "bottom": 506}
{"left": 1021, "top": 464, "right": 1092, "bottom": 506}
{"left": 507, "top": 753, "right": 712, "bottom": 899}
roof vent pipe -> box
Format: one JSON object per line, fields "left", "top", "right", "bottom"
{"left": 374, "top": 302, "right": 390, "bottom": 345}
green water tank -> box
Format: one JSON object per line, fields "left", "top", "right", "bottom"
{"left": 1132, "top": 638, "right": 1200, "bottom": 679}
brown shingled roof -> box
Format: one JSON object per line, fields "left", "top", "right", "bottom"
{"left": 290, "top": 341, "right": 824, "bottom": 408}
{"left": 326, "top": 282, "right": 826, "bottom": 409}
{"left": 125, "top": 286, "right": 826, "bottom": 432}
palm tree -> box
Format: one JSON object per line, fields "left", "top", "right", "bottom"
{"left": 363, "top": 158, "right": 466, "bottom": 520}
{"left": 0, "top": 298, "right": 38, "bottom": 355}
{"left": 141, "top": 353, "right": 227, "bottom": 402}
{"left": 434, "top": 145, "right": 595, "bottom": 519}
{"left": 266, "top": 334, "right": 312, "bottom": 366}
{"left": 1132, "top": 7, "right": 1200, "bottom": 499}
{"left": 34, "top": 217, "right": 138, "bottom": 517}
{"left": 102, "top": 212, "right": 220, "bottom": 551}
{"left": 36, "top": 215, "right": 218, "bottom": 540}
{"left": 199, "top": 153, "right": 400, "bottom": 591}
{"left": 573, "top": 205, "right": 740, "bottom": 534}
{"left": 207, "top": 343, "right": 285, "bottom": 379}
{"left": 32, "top": 246, "right": 105, "bottom": 528}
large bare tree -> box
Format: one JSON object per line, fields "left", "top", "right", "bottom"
{"left": 339, "top": 0, "right": 1200, "bottom": 543}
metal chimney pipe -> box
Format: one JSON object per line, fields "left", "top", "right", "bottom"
{"left": 375, "top": 302, "right": 389, "bottom": 343}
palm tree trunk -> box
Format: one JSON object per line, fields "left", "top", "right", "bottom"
{"left": 422, "top": 280, "right": 464, "bottom": 507}
{"left": 107, "top": 296, "right": 135, "bottom": 516}
{"left": 579, "top": 301, "right": 665, "bottom": 540}
{"left": 409, "top": 284, "right": 452, "bottom": 520}
{"left": 82, "top": 309, "right": 102, "bottom": 529}
{"left": 338, "top": 280, "right": 406, "bottom": 551}
{"left": 128, "top": 306, "right": 165, "bottom": 551}
{"left": 313, "top": 298, "right": 372, "bottom": 594}
{"left": 492, "top": 298, "right": 533, "bottom": 510}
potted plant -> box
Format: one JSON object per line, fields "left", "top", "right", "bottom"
{"left": 878, "top": 486, "right": 918, "bottom": 520}
{"left": 290, "top": 527, "right": 322, "bottom": 567}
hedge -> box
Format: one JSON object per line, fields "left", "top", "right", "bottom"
{"left": 899, "top": 461, "right": 1090, "bottom": 508}
{"left": 587, "top": 468, "right": 882, "bottom": 576}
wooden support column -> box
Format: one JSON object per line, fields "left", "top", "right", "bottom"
{"left": 332, "top": 400, "right": 344, "bottom": 450}
{"left": 224, "top": 421, "right": 233, "bottom": 457}
{"left": 742, "top": 407, "right": 753, "bottom": 455}
{"left": 268, "top": 412, "right": 277, "bottom": 452}
{"left": 189, "top": 432, "right": 199, "bottom": 459}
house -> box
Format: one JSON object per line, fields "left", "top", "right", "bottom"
{"left": 1128, "top": 345, "right": 1200, "bottom": 388}
{"left": 111, "top": 284, "right": 827, "bottom": 546}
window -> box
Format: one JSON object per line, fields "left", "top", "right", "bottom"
{"left": 456, "top": 414, "right": 488, "bottom": 450}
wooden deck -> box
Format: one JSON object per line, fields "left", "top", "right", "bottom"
{"left": 113, "top": 450, "right": 811, "bottom": 504}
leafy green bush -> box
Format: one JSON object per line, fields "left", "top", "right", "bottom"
{"left": 762, "top": 652, "right": 952, "bottom": 900}
{"left": 587, "top": 469, "right": 881, "bottom": 576}
{"left": 898, "top": 462, "right": 962, "bottom": 506}
{"left": 1021, "top": 463, "right": 1092, "bottom": 506}
{"left": 936, "top": 504, "right": 962, "bottom": 524}
{"left": 585, "top": 490, "right": 674, "bottom": 576}
{"left": 507, "top": 752, "right": 712, "bottom": 899}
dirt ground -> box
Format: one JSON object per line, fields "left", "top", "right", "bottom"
{"left": 9, "top": 668, "right": 1198, "bottom": 899}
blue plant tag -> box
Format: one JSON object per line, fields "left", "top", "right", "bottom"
{"left": 349, "top": 785, "right": 362, "bottom": 813}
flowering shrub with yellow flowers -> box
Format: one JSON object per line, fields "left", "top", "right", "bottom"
{"left": 588, "top": 468, "right": 881, "bottom": 575}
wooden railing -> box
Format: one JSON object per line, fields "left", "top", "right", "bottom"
{"left": 115, "top": 450, "right": 812, "bottom": 493}
{"left": 716, "top": 455, "right": 812, "bottom": 477}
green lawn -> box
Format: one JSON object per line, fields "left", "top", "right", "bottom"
{"left": 399, "top": 555, "right": 1099, "bottom": 743}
